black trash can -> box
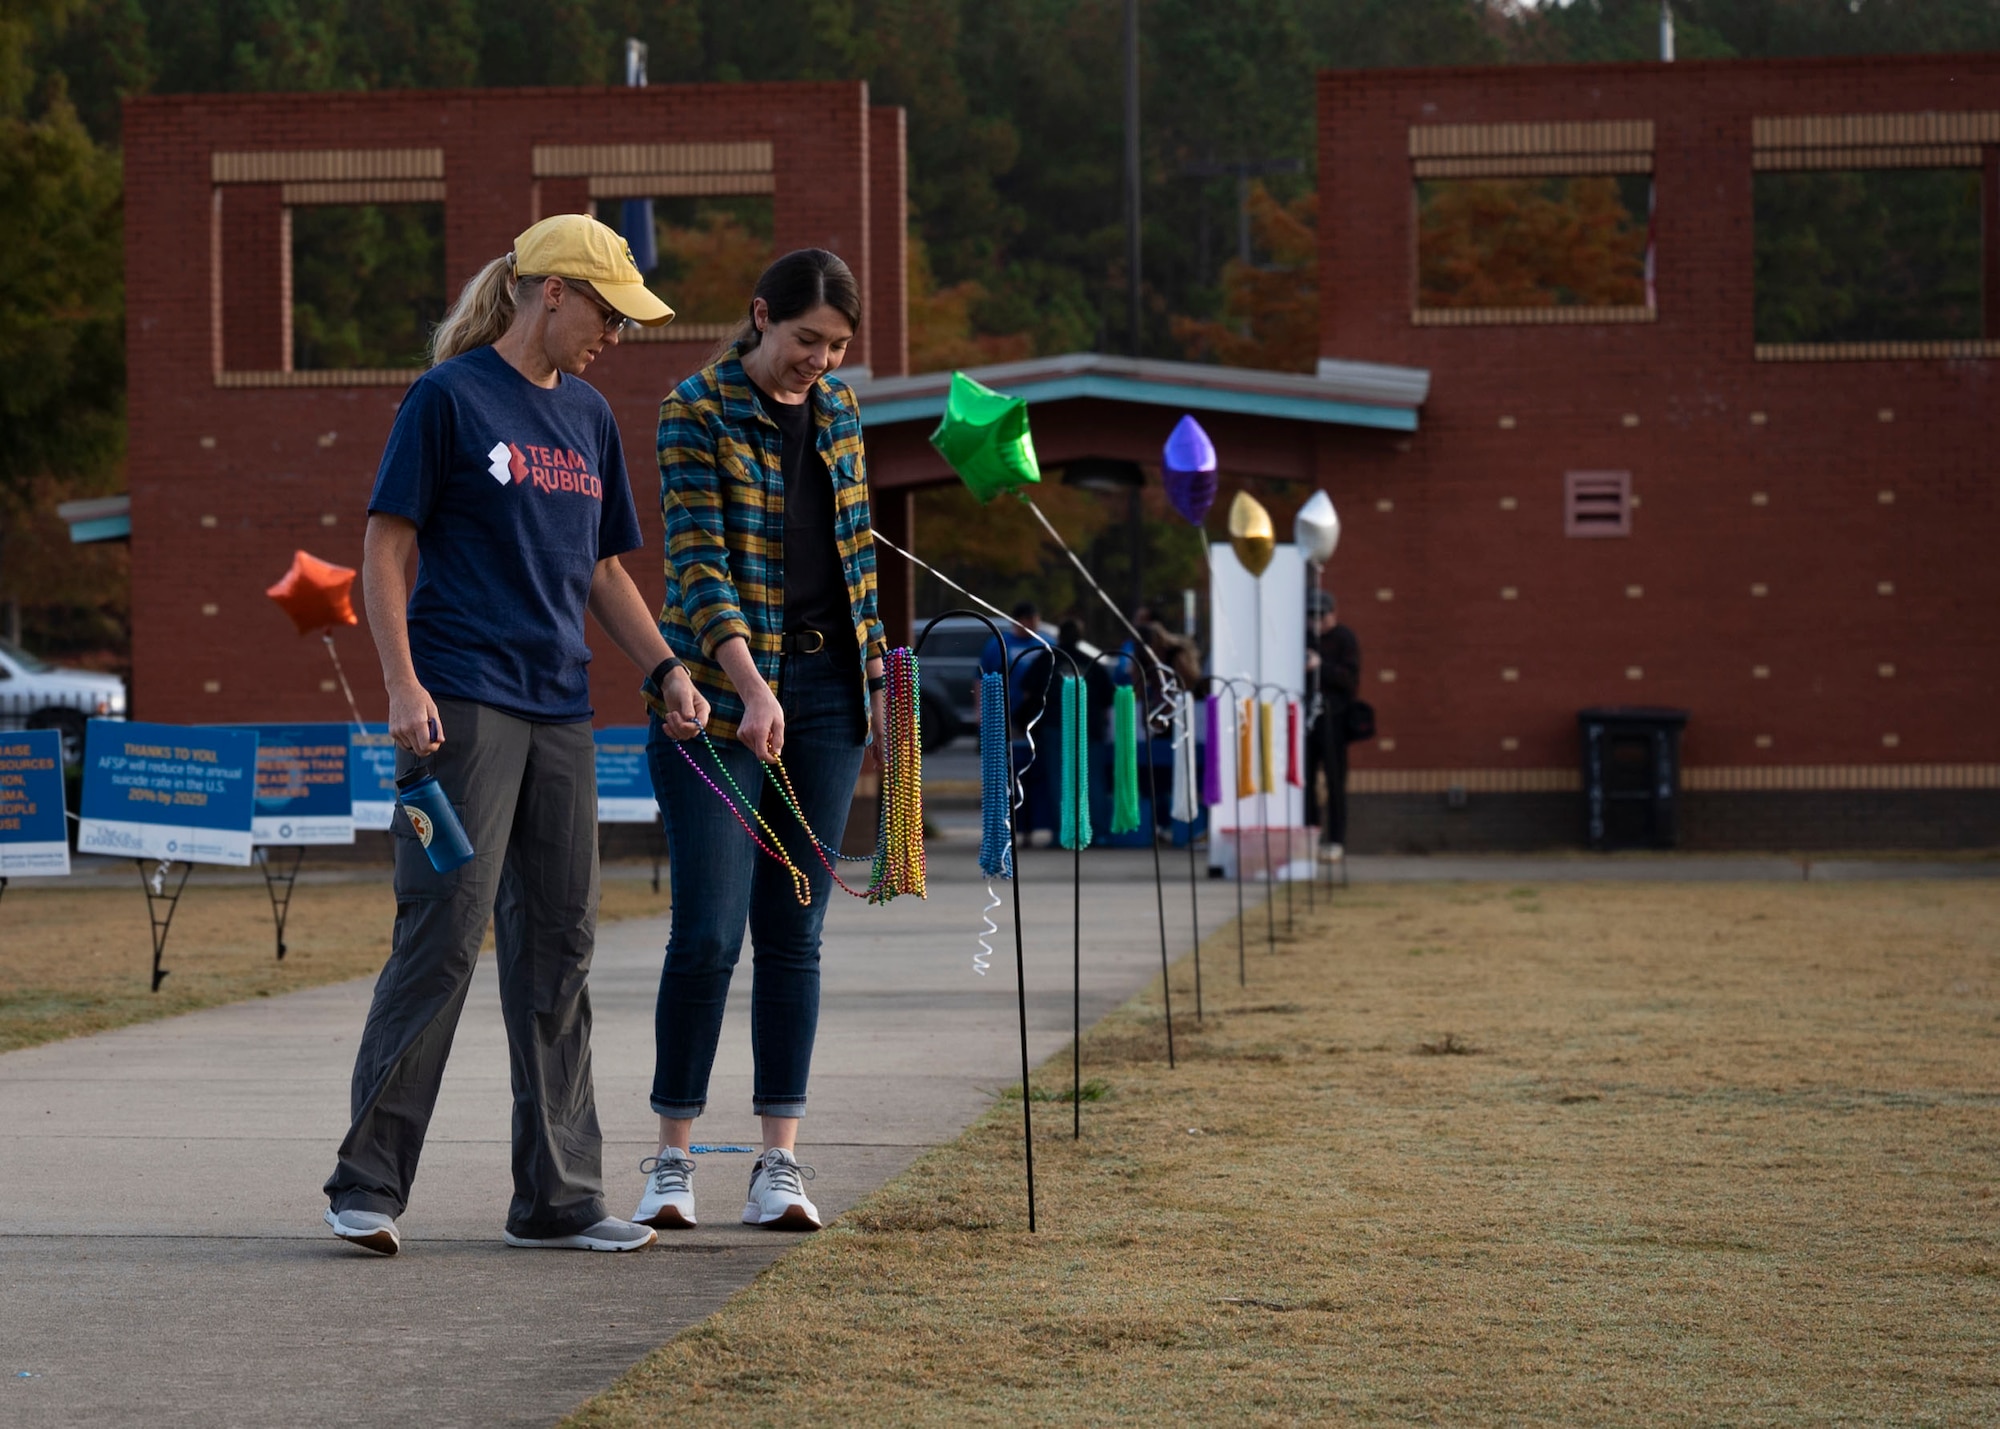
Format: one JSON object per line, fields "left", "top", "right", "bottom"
{"left": 1579, "top": 707, "right": 1689, "bottom": 851}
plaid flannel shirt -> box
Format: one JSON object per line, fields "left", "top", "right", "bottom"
{"left": 656, "top": 347, "right": 887, "bottom": 740}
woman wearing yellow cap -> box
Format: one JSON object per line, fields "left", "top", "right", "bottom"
{"left": 635, "top": 249, "right": 885, "bottom": 1233}
{"left": 322, "top": 214, "right": 709, "bottom": 1257}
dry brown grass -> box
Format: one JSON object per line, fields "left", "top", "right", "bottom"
{"left": 0, "top": 870, "right": 669, "bottom": 1052}
{"left": 569, "top": 880, "right": 2000, "bottom": 1427}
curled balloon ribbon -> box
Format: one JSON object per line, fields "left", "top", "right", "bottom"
{"left": 974, "top": 881, "right": 1002, "bottom": 977}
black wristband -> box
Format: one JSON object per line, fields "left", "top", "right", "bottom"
{"left": 648, "top": 656, "right": 685, "bottom": 690}
{"left": 866, "top": 673, "right": 887, "bottom": 693}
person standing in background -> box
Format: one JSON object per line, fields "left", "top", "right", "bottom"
{"left": 1305, "top": 588, "right": 1360, "bottom": 862}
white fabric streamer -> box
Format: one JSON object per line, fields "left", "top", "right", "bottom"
{"left": 1169, "top": 691, "right": 1198, "bottom": 822}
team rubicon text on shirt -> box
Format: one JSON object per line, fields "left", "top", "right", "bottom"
{"left": 486, "top": 440, "right": 603, "bottom": 498}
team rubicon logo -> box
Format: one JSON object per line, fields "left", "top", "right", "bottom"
{"left": 486, "top": 440, "right": 603, "bottom": 498}
{"left": 407, "top": 807, "right": 435, "bottom": 847}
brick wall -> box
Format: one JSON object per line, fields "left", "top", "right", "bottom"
{"left": 123, "top": 84, "right": 901, "bottom": 729}
{"left": 1315, "top": 55, "right": 2000, "bottom": 846}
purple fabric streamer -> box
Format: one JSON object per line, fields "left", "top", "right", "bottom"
{"left": 1202, "top": 694, "right": 1222, "bottom": 806}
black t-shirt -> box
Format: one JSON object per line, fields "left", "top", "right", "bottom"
{"left": 751, "top": 380, "right": 851, "bottom": 649}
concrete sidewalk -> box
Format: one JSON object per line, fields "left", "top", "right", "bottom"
{"left": 0, "top": 848, "right": 1235, "bottom": 1428}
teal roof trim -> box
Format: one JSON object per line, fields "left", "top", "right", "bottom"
{"left": 67, "top": 515, "right": 131, "bottom": 544}
{"left": 862, "top": 372, "right": 1419, "bottom": 433}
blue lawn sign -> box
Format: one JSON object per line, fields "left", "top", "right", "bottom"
{"left": 350, "top": 724, "right": 397, "bottom": 831}
{"left": 77, "top": 719, "right": 259, "bottom": 866}
{"left": 595, "top": 726, "right": 657, "bottom": 823}
{"left": 238, "top": 723, "right": 354, "bottom": 845}
{"left": 0, "top": 728, "right": 70, "bottom": 876}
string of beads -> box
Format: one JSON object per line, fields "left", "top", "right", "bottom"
{"left": 673, "top": 647, "right": 930, "bottom": 907}
{"left": 977, "top": 670, "right": 1014, "bottom": 879}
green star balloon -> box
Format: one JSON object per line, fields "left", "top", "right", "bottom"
{"left": 929, "top": 372, "right": 1041, "bottom": 503}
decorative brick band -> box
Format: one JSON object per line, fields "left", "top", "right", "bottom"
{"left": 1755, "top": 340, "right": 2000, "bottom": 362}
{"left": 586, "top": 173, "right": 776, "bottom": 199}
{"left": 1684, "top": 764, "right": 2000, "bottom": 792}
{"left": 1352, "top": 765, "right": 2000, "bottom": 795}
{"left": 1414, "top": 154, "right": 1653, "bottom": 178}
{"left": 1409, "top": 119, "right": 1654, "bottom": 160}
{"left": 1413, "top": 305, "right": 1655, "bottom": 328}
{"left": 215, "top": 368, "right": 423, "bottom": 389}
{"left": 1752, "top": 111, "right": 2000, "bottom": 150}
{"left": 212, "top": 149, "right": 444, "bottom": 183}
{"left": 1753, "top": 144, "right": 1983, "bottom": 172}
{"left": 280, "top": 180, "right": 446, "bottom": 205}
{"left": 1352, "top": 769, "right": 1581, "bottom": 794}
{"left": 622, "top": 321, "right": 735, "bottom": 345}
{"left": 532, "top": 142, "right": 773, "bottom": 177}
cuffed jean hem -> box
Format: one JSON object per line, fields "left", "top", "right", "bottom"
{"left": 649, "top": 1098, "right": 707, "bottom": 1119}
{"left": 646, "top": 1097, "right": 811, "bottom": 1118}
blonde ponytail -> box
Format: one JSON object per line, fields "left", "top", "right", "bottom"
{"left": 430, "top": 255, "right": 532, "bottom": 366}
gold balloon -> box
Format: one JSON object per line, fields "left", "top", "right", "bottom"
{"left": 1227, "top": 490, "right": 1275, "bottom": 577}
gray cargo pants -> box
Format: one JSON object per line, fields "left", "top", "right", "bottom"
{"left": 323, "top": 699, "right": 608, "bottom": 1239}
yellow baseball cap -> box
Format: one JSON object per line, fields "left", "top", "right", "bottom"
{"left": 512, "top": 213, "right": 675, "bottom": 327}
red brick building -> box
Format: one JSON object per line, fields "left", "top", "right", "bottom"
{"left": 1307, "top": 53, "right": 2000, "bottom": 849}
{"left": 122, "top": 59, "right": 2000, "bottom": 849}
{"left": 123, "top": 82, "right": 908, "bottom": 732}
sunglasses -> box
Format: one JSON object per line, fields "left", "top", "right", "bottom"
{"left": 567, "top": 282, "right": 631, "bottom": 337}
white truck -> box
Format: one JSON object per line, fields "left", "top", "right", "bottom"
{"left": 0, "top": 639, "right": 126, "bottom": 764}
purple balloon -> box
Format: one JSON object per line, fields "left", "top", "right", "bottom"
{"left": 1162, "top": 414, "right": 1219, "bottom": 526}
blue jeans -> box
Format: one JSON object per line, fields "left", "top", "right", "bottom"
{"left": 647, "top": 649, "right": 869, "bottom": 1119}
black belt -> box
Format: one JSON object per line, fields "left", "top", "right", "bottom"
{"left": 780, "top": 629, "right": 830, "bottom": 654}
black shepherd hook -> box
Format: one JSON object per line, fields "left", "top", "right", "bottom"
{"left": 918, "top": 609, "right": 1038, "bottom": 1232}
{"left": 1093, "top": 647, "right": 1175, "bottom": 1072}
{"left": 1203, "top": 674, "right": 1261, "bottom": 987}
{"left": 1005, "top": 637, "right": 1089, "bottom": 1139}
{"left": 1256, "top": 681, "right": 1299, "bottom": 952}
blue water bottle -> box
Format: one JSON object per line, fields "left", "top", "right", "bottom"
{"left": 395, "top": 764, "right": 476, "bottom": 873}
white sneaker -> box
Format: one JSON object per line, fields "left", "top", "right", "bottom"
{"left": 741, "top": 1147, "right": 821, "bottom": 1231}
{"left": 324, "top": 1207, "right": 399, "bottom": 1256}
{"left": 634, "top": 1148, "right": 697, "bottom": 1229}
{"left": 1317, "top": 842, "right": 1345, "bottom": 864}
{"left": 503, "top": 1216, "right": 657, "bottom": 1251}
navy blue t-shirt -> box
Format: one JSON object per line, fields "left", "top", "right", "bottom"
{"left": 367, "top": 346, "right": 642, "bottom": 722}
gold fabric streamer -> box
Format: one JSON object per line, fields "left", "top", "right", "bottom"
{"left": 1258, "top": 700, "right": 1275, "bottom": 794}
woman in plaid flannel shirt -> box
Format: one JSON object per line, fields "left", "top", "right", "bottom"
{"left": 636, "top": 249, "right": 889, "bottom": 1233}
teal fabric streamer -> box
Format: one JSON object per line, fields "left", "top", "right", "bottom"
{"left": 1057, "top": 675, "right": 1093, "bottom": 850}
{"left": 1111, "top": 683, "right": 1141, "bottom": 834}
{"left": 978, "top": 670, "right": 1014, "bottom": 877}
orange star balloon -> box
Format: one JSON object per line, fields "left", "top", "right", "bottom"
{"left": 266, "top": 549, "right": 358, "bottom": 636}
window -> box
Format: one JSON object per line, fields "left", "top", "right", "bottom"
{"left": 1417, "top": 175, "right": 1651, "bottom": 317}
{"left": 1565, "top": 471, "right": 1631, "bottom": 538}
{"left": 291, "top": 202, "right": 446, "bottom": 371}
{"left": 598, "top": 195, "right": 775, "bottom": 340}
{"left": 1753, "top": 168, "right": 1982, "bottom": 348}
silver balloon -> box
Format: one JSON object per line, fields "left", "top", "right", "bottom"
{"left": 1294, "top": 489, "right": 1340, "bottom": 565}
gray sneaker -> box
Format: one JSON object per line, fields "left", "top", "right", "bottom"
{"left": 324, "top": 1207, "right": 400, "bottom": 1256}
{"left": 634, "top": 1148, "right": 697, "bottom": 1229}
{"left": 503, "top": 1216, "right": 657, "bottom": 1252}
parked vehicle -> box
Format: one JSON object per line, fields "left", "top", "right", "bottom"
{"left": 0, "top": 640, "right": 127, "bottom": 764}
{"left": 910, "top": 613, "right": 992, "bottom": 748}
